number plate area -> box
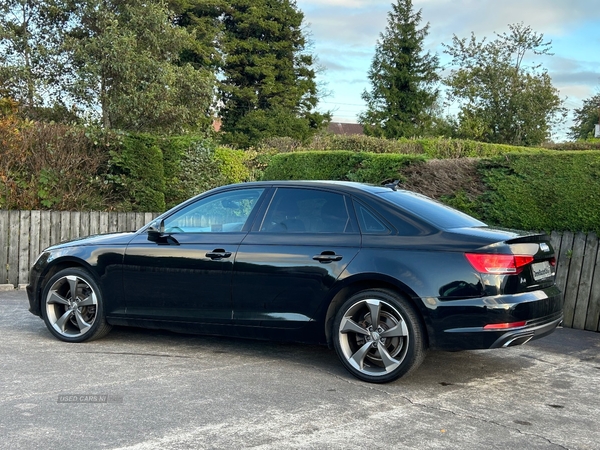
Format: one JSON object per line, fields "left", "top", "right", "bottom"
{"left": 531, "top": 261, "right": 553, "bottom": 281}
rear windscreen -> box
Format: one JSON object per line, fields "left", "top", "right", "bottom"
{"left": 379, "top": 190, "right": 486, "bottom": 230}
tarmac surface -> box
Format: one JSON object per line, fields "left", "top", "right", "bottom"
{"left": 1, "top": 289, "right": 599, "bottom": 450}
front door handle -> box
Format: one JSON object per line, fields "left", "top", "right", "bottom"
{"left": 313, "top": 252, "right": 343, "bottom": 263}
{"left": 206, "top": 249, "right": 232, "bottom": 260}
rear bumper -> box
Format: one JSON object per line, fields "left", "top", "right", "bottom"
{"left": 426, "top": 285, "right": 563, "bottom": 350}
{"left": 489, "top": 312, "right": 562, "bottom": 348}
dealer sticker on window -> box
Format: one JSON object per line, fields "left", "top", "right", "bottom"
{"left": 532, "top": 261, "right": 553, "bottom": 281}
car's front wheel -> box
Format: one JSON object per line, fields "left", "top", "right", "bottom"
{"left": 333, "top": 289, "right": 426, "bottom": 383}
{"left": 41, "top": 268, "right": 112, "bottom": 342}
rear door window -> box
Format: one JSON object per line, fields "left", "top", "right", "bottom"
{"left": 260, "top": 188, "right": 357, "bottom": 233}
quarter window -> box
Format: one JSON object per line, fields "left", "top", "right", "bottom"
{"left": 356, "top": 204, "right": 390, "bottom": 234}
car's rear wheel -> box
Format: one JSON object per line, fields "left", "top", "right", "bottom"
{"left": 333, "top": 289, "right": 426, "bottom": 383}
{"left": 41, "top": 268, "right": 112, "bottom": 342}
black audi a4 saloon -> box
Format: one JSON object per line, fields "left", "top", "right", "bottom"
{"left": 27, "top": 181, "right": 563, "bottom": 383}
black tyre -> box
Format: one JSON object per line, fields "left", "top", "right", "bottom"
{"left": 333, "top": 289, "right": 426, "bottom": 383}
{"left": 41, "top": 267, "right": 112, "bottom": 342}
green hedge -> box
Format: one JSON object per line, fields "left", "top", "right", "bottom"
{"left": 5, "top": 120, "right": 600, "bottom": 232}
{"left": 263, "top": 134, "right": 600, "bottom": 157}
{"left": 307, "top": 134, "right": 421, "bottom": 154}
{"left": 541, "top": 139, "right": 600, "bottom": 151}
{"left": 109, "top": 134, "right": 166, "bottom": 211}
{"left": 478, "top": 151, "right": 600, "bottom": 233}
{"left": 107, "top": 135, "right": 251, "bottom": 211}
{"left": 259, "top": 149, "right": 600, "bottom": 234}
{"left": 262, "top": 135, "right": 538, "bottom": 158}
{"left": 159, "top": 136, "right": 223, "bottom": 208}
{"left": 214, "top": 147, "right": 251, "bottom": 185}
{"left": 262, "top": 151, "right": 362, "bottom": 180}
{"left": 261, "top": 151, "right": 426, "bottom": 184}
{"left": 413, "top": 138, "right": 536, "bottom": 159}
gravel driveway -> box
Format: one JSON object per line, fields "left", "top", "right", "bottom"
{"left": 1, "top": 289, "right": 599, "bottom": 449}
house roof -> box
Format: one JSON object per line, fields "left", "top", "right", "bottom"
{"left": 327, "top": 122, "right": 364, "bottom": 135}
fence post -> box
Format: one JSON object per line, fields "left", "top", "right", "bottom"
{"left": 0, "top": 211, "right": 8, "bottom": 285}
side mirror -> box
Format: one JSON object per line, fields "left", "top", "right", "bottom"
{"left": 147, "top": 220, "right": 165, "bottom": 242}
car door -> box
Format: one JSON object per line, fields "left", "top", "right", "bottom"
{"left": 232, "top": 187, "right": 361, "bottom": 328}
{"left": 122, "top": 187, "right": 266, "bottom": 323}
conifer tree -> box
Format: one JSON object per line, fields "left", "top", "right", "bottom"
{"left": 359, "top": 0, "right": 440, "bottom": 139}
{"left": 218, "top": 0, "right": 328, "bottom": 147}
{"left": 168, "top": 0, "right": 224, "bottom": 70}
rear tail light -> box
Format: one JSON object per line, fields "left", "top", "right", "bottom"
{"left": 465, "top": 253, "right": 534, "bottom": 275}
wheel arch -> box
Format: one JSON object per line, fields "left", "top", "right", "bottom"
{"left": 323, "top": 274, "right": 431, "bottom": 349}
{"left": 34, "top": 257, "right": 98, "bottom": 313}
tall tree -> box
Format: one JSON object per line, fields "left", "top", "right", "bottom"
{"left": 569, "top": 92, "right": 600, "bottom": 140}
{"left": 217, "top": 0, "right": 328, "bottom": 147}
{"left": 64, "top": 0, "right": 215, "bottom": 133}
{"left": 0, "top": 0, "right": 71, "bottom": 118}
{"left": 444, "top": 23, "right": 566, "bottom": 146}
{"left": 358, "top": 0, "right": 440, "bottom": 139}
{"left": 168, "top": 0, "right": 224, "bottom": 70}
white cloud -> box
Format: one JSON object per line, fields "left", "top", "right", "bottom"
{"left": 560, "top": 84, "right": 597, "bottom": 103}
{"left": 301, "top": 0, "right": 600, "bottom": 46}
{"left": 420, "top": 0, "right": 596, "bottom": 33}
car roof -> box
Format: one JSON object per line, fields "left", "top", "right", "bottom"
{"left": 221, "top": 180, "right": 394, "bottom": 195}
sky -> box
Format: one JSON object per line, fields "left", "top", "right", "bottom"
{"left": 296, "top": 0, "right": 600, "bottom": 140}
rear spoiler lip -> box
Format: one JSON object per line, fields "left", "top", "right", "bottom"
{"left": 446, "top": 227, "right": 553, "bottom": 256}
{"left": 473, "top": 235, "right": 554, "bottom": 260}
{"left": 448, "top": 226, "right": 549, "bottom": 244}
{"left": 505, "top": 233, "right": 550, "bottom": 245}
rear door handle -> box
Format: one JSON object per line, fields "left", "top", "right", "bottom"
{"left": 206, "top": 249, "right": 232, "bottom": 260}
{"left": 313, "top": 252, "right": 343, "bottom": 263}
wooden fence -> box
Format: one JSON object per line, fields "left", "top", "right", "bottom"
{"left": 550, "top": 231, "right": 600, "bottom": 332}
{"left": 0, "top": 210, "right": 157, "bottom": 289}
{"left": 1, "top": 210, "right": 599, "bottom": 333}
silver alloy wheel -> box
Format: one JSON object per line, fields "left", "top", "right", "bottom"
{"left": 45, "top": 275, "right": 98, "bottom": 338}
{"left": 337, "top": 298, "right": 409, "bottom": 377}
